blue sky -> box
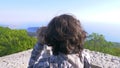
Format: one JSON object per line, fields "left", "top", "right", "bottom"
{"left": 0, "top": 0, "right": 120, "bottom": 42}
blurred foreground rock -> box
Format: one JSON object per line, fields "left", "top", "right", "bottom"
{"left": 0, "top": 50, "right": 32, "bottom": 68}
{"left": 0, "top": 49, "right": 120, "bottom": 68}
{"left": 85, "top": 49, "right": 120, "bottom": 68}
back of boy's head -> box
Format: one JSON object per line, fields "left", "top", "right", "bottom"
{"left": 45, "top": 14, "right": 86, "bottom": 55}
{"left": 36, "top": 26, "right": 47, "bottom": 45}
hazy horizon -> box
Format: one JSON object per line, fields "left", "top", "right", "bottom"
{"left": 0, "top": 0, "right": 120, "bottom": 42}
{"left": 0, "top": 21, "right": 120, "bottom": 43}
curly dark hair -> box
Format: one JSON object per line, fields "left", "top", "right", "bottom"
{"left": 36, "top": 26, "right": 47, "bottom": 45}
{"left": 45, "top": 14, "right": 86, "bottom": 56}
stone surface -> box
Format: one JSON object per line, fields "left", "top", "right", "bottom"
{"left": 0, "top": 49, "right": 120, "bottom": 68}
{"left": 84, "top": 49, "right": 120, "bottom": 68}
{"left": 0, "top": 50, "right": 32, "bottom": 68}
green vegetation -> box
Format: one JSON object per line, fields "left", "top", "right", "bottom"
{"left": 0, "top": 26, "right": 120, "bottom": 57}
{"left": 0, "top": 26, "right": 37, "bottom": 57}
{"left": 84, "top": 33, "right": 120, "bottom": 57}
{"left": 112, "top": 42, "right": 120, "bottom": 48}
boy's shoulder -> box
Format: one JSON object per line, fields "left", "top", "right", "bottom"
{"left": 34, "top": 55, "right": 65, "bottom": 68}
{"left": 82, "top": 49, "right": 91, "bottom": 63}
{"left": 34, "top": 54, "right": 73, "bottom": 68}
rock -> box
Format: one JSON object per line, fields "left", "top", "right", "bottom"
{"left": 0, "top": 49, "right": 120, "bottom": 68}
{"left": 84, "top": 49, "right": 120, "bottom": 68}
{"left": 0, "top": 50, "right": 32, "bottom": 68}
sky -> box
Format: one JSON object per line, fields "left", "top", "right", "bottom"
{"left": 0, "top": 0, "right": 120, "bottom": 42}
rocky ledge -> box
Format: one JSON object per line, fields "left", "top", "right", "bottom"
{"left": 0, "top": 49, "right": 120, "bottom": 68}
{"left": 85, "top": 49, "right": 120, "bottom": 68}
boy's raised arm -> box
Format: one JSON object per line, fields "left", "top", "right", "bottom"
{"left": 28, "top": 42, "right": 44, "bottom": 68}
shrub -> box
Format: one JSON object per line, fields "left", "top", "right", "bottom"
{"left": 0, "top": 26, "right": 37, "bottom": 57}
